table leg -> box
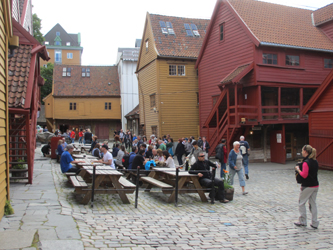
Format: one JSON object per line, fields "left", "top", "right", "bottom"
{"left": 81, "top": 175, "right": 104, "bottom": 205}
{"left": 167, "top": 177, "right": 187, "bottom": 203}
{"left": 110, "top": 175, "right": 130, "bottom": 204}
{"left": 190, "top": 176, "right": 208, "bottom": 202}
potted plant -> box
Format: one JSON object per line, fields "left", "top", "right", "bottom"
{"left": 11, "top": 158, "right": 27, "bottom": 178}
{"left": 223, "top": 169, "right": 234, "bottom": 201}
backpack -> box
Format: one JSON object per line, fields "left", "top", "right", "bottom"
{"left": 122, "top": 153, "right": 130, "bottom": 169}
{"left": 239, "top": 142, "right": 247, "bottom": 155}
{"left": 215, "top": 144, "right": 224, "bottom": 160}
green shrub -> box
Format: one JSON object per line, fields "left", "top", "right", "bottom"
{"left": 4, "top": 200, "right": 14, "bottom": 215}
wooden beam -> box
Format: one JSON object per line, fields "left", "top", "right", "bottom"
{"left": 300, "top": 88, "right": 303, "bottom": 118}
{"left": 234, "top": 85, "right": 238, "bottom": 125}
{"left": 278, "top": 87, "right": 281, "bottom": 120}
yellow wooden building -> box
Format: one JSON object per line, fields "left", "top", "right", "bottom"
{"left": 0, "top": 0, "right": 19, "bottom": 220}
{"left": 136, "top": 13, "right": 209, "bottom": 139}
{"left": 44, "top": 65, "right": 121, "bottom": 139}
{"left": 41, "top": 23, "right": 83, "bottom": 67}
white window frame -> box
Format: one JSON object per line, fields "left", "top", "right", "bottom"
{"left": 45, "top": 41, "right": 49, "bottom": 45}
{"left": 55, "top": 50, "right": 61, "bottom": 63}
{"left": 67, "top": 53, "right": 73, "bottom": 59}
{"left": 66, "top": 42, "right": 71, "bottom": 46}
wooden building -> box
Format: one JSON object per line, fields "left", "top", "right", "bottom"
{"left": 125, "top": 105, "right": 140, "bottom": 136}
{"left": 0, "top": 0, "right": 19, "bottom": 221}
{"left": 44, "top": 65, "right": 121, "bottom": 140}
{"left": 41, "top": 23, "right": 83, "bottom": 67}
{"left": 8, "top": 19, "right": 49, "bottom": 184}
{"left": 303, "top": 69, "right": 333, "bottom": 170}
{"left": 196, "top": 0, "right": 333, "bottom": 163}
{"left": 136, "top": 13, "right": 209, "bottom": 139}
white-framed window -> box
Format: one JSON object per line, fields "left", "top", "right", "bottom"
{"left": 45, "top": 41, "right": 49, "bottom": 45}
{"left": 66, "top": 42, "right": 71, "bottom": 46}
{"left": 62, "top": 67, "right": 71, "bottom": 77}
{"left": 82, "top": 68, "right": 90, "bottom": 77}
{"left": 169, "top": 65, "right": 186, "bottom": 76}
{"left": 55, "top": 50, "right": 61, "bottom": 63}
{"left": 145, "top": 39, "right": 149, "bottom": 52}
{"left": 67, "top": 53, "right": 73, "bottom": 59}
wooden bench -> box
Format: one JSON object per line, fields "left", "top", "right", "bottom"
{"left": 69, "top": 175, "right": 88, "bottom": 194}
{"left": 118, "top": 177, "right": 136, "bottom": 190}
{"left": 65, "top": 172, "right": 76, "bottom": 180}
{"left": 140, "top": 176, "right": 173, "bottom": 191}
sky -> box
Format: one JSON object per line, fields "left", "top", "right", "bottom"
{"left": 32, "top": 0, "right": 333, "bottom": 66}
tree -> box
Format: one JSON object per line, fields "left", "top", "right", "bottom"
{"left": 33, "top": 13, "right": 44, "bottom": 44}
{"left": 40, "top": 63, "right": 54, "bottom": 104}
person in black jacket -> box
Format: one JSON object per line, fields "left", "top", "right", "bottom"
{"left": 89, "top": 136, "right": 98, "bottom": 153}
{"left": 294, "top": 145, "right": 319, "bottom": 229}
{"left": 189, "top": 152, "right": 229, "bottom": 203}
{"left": 84, "top": 129, "right": 92, "bottom": 144}
{"left": 175, "top": 138, "right": 186, "bottom": 165}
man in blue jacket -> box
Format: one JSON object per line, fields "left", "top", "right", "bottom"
{"left": 60, "top": 145, "right": 84, "bottom": 173}
{"left": 128, "top": 146, "right": 138, "bottom": 170}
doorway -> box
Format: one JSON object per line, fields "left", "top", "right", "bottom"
{"left": 285, "top": 133, "right": 296, "bottom": 160}
{"left": 59, "top": 124, "right": 69, "bottom": 134}
{"left": 270, "top": 130, "right": 286, "bottom": 164}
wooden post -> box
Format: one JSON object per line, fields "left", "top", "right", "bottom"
{"left": 216, "top": 108, "right": 219, "bottom": 138}
{"left": 258, "top": 85, "right": 262, "bottom": 122}
{"left": 227, "top": 88, "right": 230, "bottom": 126}
{"left": 234, "top": 85, "right": 238, "bottom": 125}
{"left": 26, "top": 114, "right": 32, "bottom": 184}
{"left": 207, "top": 124, "right": 210, "bottom": 142}
{"left": 300, "top": 88, "right": 303, "bottom": 119}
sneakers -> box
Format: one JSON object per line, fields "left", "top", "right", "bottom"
{"left": 245, "top": 174, "right": 249, "bottom": 180}
{"left": 294, "top": 222, "right": 306, "bottom": 227}
{"left": 310, "top": 224, "right": 318, "bottom": 229}
{"left": 242, "top": 192, "right": 248, "bottom": 195}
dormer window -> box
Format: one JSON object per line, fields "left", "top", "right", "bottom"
{"left": 56, "top": 32, "right": 60, "bottom": 36}
{"left": 55, "top": 41, "right": 61, "bottom": 46}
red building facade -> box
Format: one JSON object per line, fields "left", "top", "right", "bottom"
{"left": 196, "top": 0, "right": 333, "bottom": 163}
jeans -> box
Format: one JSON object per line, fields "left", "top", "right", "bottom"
{"left": 71, "top": 138, "right": 75, "bottom": 144}
{"left": 199, "top": 177, "right": 225, "bottom": 201}
{"left": 229, "top": 167, "right": 246, "bottom": 187}
{"left": 243, "top": 154, "right": 249, "bottom": 175}
{"left": 177, "top": 155, "right": 183, "bottom": 166}
{"left": 220, "top": 162, "right": 226, "bottom": 178}
{"left": 79, "top": 137, "right": 82, "bottom": 144}
{"left": 67, "top": 166, "right": 80, "bottom": 174}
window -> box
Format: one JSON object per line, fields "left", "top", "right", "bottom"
{"left": 219, "top": 23, "right": 224, "bottom": 41}
{"left": 169, "top": 65, "right": 186, "bottom": 76}
{"left": 145, "top": 39, "right": 149, "bottom": 52}
{"left": 150, "top": 94, "right": 156, "bottom": 108}
{"left": 45, "top": 41, "right": 49, "bottom": 45}
{"left": 286, "top": 55, "right": 299, "bottom": 66}
{"left": 178, "top": 65, "right": 185, "bottom": 76}
{"left": 196, "top": 92, "right": 199, "bottom": 105}
{"left": 56, "top": 32, "right": 60, "bottom": 36}
{"left": 55, "top": 50, "right": 61, "bottom": 62}
{"left": 160, "top": 21, "right": 175, "bottom": 35}
{"left": 324, "top": 59, "right": 333, "bottom": 68}
{"left": 66, "top": 42, "right": 71, "bottom": 46}
{"left": 151, "top": 126, "right": 157, "bottom": 137}
{"left": 169, "top": 65, "right": 177, "bottom": 76}
{"left": 105, "top": 102, "right": 111, "bottom": 110}
{"left": 55, "top": 41, "right": 61, "bottom": 46}
{"left": 184, "top": 23, "right": 193, "bottom": 36}
{"left": 62, "top": 67, "right": 71, "bottom": 77}
{"left": 86, "top": 68, "right": 90, "bottom": 77}
{"left": 263, "top": 53, "right": 277, "bottom": 65}
{"left": 82, "top": 68, "right": 86, "bottom": 77}
{"left": 67, "top": 53, "right": 73, "bottom": 59}
{"left": 69, "top": 103, "right": 76, "bottom": 110}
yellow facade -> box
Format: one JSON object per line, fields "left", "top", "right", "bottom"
{"left": 41, "top": 48, "right": 81, "bottom": 67}
{"left": 137, "top": 13, "right": 200, "bottom": 140}
{"left": 0, "top": 0, "right": 13, "bottom": 220}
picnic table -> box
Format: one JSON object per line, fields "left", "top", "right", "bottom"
{"left": 72, "top": 149, "right": 81, "bottom": 155}
{"left": 70, "top": 166, "right": 135, "bottom": 205}
{"left": 76, "top": 158, "right": 104, "bottom": 167}
{"left": 140, "top": 167, "right": 208, "bottom": 203}
{"left": 80, "top": 145, "right": 91, "bottom": 153}
{"left": 72, "top": 154, "right": 98, "bottom": 159}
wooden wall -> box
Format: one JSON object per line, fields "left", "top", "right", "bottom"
{"left": 0, "top": 0, "right": 10, "bottom": 220}
{"left": 138, "top": 60, "right": 158, "bottom": 137}
{"left": 158, "top": 60, "right": 199, "bottom": 139}
{"left": 44, "top": 97, "right": 121, "bottom": 120}
{"left": 40, "top": 48, "right": 82, "bottom": 67}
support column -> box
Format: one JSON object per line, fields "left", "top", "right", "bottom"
{"left": 258, "top": 85, "right": 262, "bottom": 122}
{"left": 278, "top": 87, "right": 281, "bottom": 120}
{"left": 300, "top": 88, "right": 303, "bottom": 119}
{"left": 234, "top": 85, "right": 238, "bottom": 125}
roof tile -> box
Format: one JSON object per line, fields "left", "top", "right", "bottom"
{"left": 312, "top": 3, "right": 333, "bottom": 26}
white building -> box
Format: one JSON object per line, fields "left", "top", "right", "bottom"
{"left": 116, "top": 40, "right": 141, "bottom": 132}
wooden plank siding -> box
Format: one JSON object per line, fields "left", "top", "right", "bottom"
{"left": 158, "top": 60, "right": 199, "bottom": 139}
{"left": 137, "top": 60, "right": 159, "bottom": 136}
{"left": 320, "top": 21, "right": 333, "bottom": 42}
{"left": 44, "top": 97, "right": 121, "bottom": 120}
{"left": 312, "top": 82, "right": 333, "bottom": 111}
{"left": 197, "top": 2, "right": 254, "bottom": 137}
{"left": 0, "top": 0, "right": 9, "bottom": 220}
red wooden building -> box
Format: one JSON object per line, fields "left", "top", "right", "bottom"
{"left": 303, "top": 69, "right": 333, "bottom": 170}
{"left": 8, "top": 19, "right": 49, "bottom": 183}
{"left": 196, "top": 0, "right": 333, "bottom": 163}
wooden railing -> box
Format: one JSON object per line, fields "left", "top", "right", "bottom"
{"left": 262, "top": 105, "right": 303, "bottom": 120}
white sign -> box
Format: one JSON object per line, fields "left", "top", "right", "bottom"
{"left": 277, "top": 133, "right": 282, "bottom": 143}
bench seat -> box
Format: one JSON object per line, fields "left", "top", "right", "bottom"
{"left": 140, "top": 177, "right": 173, "bottom": 189}
{"left": 70, "top": 176, "right": 88, "bottom": 194}
{"left": 65, "top": 172, "right": 76, "bottom": 180}
{"left": 119, "top": 177, "right": 136, "bottom": 189}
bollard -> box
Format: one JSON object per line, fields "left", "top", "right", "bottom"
{"left": 134, "top": 167, "right": 140, "bottom": 208}
{"left": 91, "top": 165, "right": 96, "bottom": 208}
{"left": 175, "top": 167, "right": 179, "bottom": 207}
{"left": 211, "top": 167, "right": 216, "bottom": 204}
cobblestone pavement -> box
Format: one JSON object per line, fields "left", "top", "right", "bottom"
{"left": 2, "top": 148, "right": 333, "bottom": 249}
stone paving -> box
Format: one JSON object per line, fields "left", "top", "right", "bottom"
{"left": 1, "top": 147, "right": 333, "bottom": 249}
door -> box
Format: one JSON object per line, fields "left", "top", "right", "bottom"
{"left": 95, "top": 124, "right": 109, "bottom": 140}
{"left": 270, "top": 130, "right": 286, "bottom": 164}
{"left": 285, "top": 133, "right": 295, "bottom": 160}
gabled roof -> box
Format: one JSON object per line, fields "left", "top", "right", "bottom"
{"left": 220, "top": 62, "right": 253, "bottom": 84}
{"left": 44, "top": 23, "right": 80, "bottom": 46}
{"left": 303, "top": 69, "right": 333, "bottom": 114}
{"left": 149, "top": 13, "right": 210, "bottom": 58}
{"left": 196, "top": 0, "right": 333, "bottom": 67}
{"left": 125, "top": 105, "right": 140, "bottom": 118}
{"left": 312, "top": 3, "right": 333, "bottom": 26}
{"left": 53, "top": 65, "right": 120, "bottom": 97}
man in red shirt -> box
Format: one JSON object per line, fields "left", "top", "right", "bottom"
{"left": 78, "top": 129, "right": 83, "bottom": 145}
{"left": 70, "top": 129, "right": 76, "bottom": 144}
